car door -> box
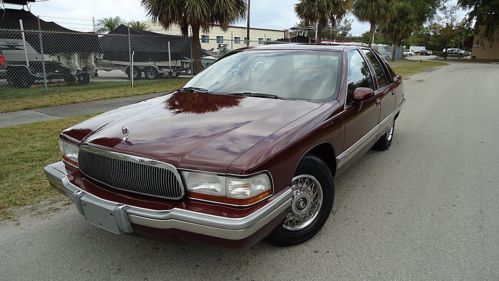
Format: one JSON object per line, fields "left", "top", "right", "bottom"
{"left": 343, "top": 49, "right": 380, "bottom": 150}
{"left": 361, "top": 49, "right": 396, "bottom": 123}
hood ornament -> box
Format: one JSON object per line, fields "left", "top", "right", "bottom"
{"left": 121, "top": 126, "right": 129, "bottom": 141}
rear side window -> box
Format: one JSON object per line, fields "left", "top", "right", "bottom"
{"left": 362, "top": 49, "right": 389, "bottom": 88}
{"left": 347, "top": 50, "right": 374, "bottom": 104}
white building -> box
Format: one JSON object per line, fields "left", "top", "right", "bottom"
{"left": 147, "top": 22, "right": 286, "bottom": 51}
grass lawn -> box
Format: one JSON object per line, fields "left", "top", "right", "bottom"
{"left": 0, "top": 115, "right": 93, "bottom": 220}
{"left": 0, "top": 78, "right": 189, "bottom": 113}
{"left": 389, "top": 60, "right": 448, "bottom": 78}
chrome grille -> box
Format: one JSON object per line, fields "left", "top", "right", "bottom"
{"left": 78, "top": 146, "right": 185, "bottom": 200}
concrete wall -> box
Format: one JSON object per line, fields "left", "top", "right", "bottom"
{"left": 472, "top": 26, "right": 499, "bottom": 60}
{"left": 147, "top": 23, "right": 285, "bottom": 52}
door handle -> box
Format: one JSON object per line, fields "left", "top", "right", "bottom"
{"left": 376, "top": 98, "right": 381, "bottom": 104}
{"left": 391, "top": 92, "right": 396, "bottom": 96}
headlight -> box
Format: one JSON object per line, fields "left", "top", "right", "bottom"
{"left": 181, "top": 171, "right": 272, "bottom": 206}
{"left": 59, "top": 140, "right": 79, "bottom": 167}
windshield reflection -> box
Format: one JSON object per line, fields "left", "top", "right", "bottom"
{"left": 184, "top": 50, "right": 342, "bottom": 100}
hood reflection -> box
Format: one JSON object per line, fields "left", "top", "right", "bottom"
{"left": 167, "top": 92, "right": 241, "bottom": 114}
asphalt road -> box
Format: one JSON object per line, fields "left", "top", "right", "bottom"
{"left": 1, "top": 62, "right": 498, "bottom": 281}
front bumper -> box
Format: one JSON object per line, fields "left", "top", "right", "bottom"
{"left": 44, "top": 161, "right": 292, "bottom": 241}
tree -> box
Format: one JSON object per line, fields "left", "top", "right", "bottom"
{"left": 97, "top": 17, "right": 124, "bottom": 33}
{"left": 129, "top": 21, "right": 150, "bottom": 31}
{"left": 142, "top": 0, "right": 246, "bottom": 74}
{"left": 295, "top": 0, "right": 351, "bottom": 44}
{"left": 381, "top": 1, "right": 416, "bottom": 60}
{"left": 458, "top": 0, "right": 499, "bottom": 42}
{"left": 352, "top": 0, "right": 393, "bottom": 46}
{"left": 325, "top": 17, "right": 352, "bottom": 41}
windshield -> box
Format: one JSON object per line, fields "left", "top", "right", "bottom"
{"left": 184, "top": 50, "right": 342, "bottom": 100}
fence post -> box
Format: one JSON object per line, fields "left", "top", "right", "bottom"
{"left": 190, "top": 41, "right": 194, "bottom": 77}
{"left": 168, "top": 41, "right": 172, "bottom": 78}
{"left": 37, "top": 16, "right": 48, "bottom": 93}
{"left": 127, "top": 25, "right": 133, "bottom": 87}
{"left": 18, "top": 19, "right": 30, "bottom": 68}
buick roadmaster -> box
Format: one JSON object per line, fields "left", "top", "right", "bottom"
{"left": 45, "top": 44, "right": 404, "bottom": 247}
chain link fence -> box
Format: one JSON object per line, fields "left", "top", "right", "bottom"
{"left": 0, "top": 20, "right": 196, "bottom": 96}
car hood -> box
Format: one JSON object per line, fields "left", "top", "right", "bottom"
{"left": 63, "top": 92, "right": 322, "bottom": 172}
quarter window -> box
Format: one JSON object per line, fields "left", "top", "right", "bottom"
{"left": 347, "top": 50, "right": 375, "bottom": 104}
{"left": 362, "top": 49, "right": 388, "bottom": 88}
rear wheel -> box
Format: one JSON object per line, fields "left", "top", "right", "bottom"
{"left": 268, "top": 155, "right": 334, "bottom": 246}
{"left": 77, "top": 73, "right": 91, "bottom": 84}
{"left": 374, "top": 119, "right": 395, "bottom": 150}
{"left": 144, "top": 67, "right": 159, "bottom": 80}
{"left": 126, "top": 66, "right": 141, "bottom": 80}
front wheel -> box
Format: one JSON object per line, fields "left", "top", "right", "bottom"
{"left": 268, "top": 155, "right": 334, "bottom": 246}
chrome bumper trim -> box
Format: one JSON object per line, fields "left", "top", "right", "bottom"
{"left": 44, "top": 161, "right": 292, "bottom": 240}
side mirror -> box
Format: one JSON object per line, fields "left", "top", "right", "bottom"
{"left": 353, "top": 87, "right": 375, "bottom": 101}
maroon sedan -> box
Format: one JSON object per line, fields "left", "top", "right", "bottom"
{"left": 45, "top": 44, "right": 404, "bottom": 247}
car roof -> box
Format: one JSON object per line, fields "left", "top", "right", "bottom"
{"left": 246, "top": 43, "right": 360, "bottom": 52}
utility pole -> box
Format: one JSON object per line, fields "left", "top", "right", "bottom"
{"left": 246, "top": 0, "right": 250, "bottom": 47}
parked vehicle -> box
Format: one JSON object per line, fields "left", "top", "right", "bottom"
{"left": 403, "top": 49, "right": 414, "bottom": 56}
{"left": 417, "top": 49, "right": 433, "bottom": 56}
{"left": 0, "top": 9, "right": 100, "bottom": 88}
{"left": 409, "top": 45, "right": 427, "bottom": 54}
{"left": 45, "top": 44, "right": 405, "bottom": 247}
{"left": 96, "top": 25, "right": 191, "bottom": 80}
{"left": 442, "top": 48, "right": 471, "bottom": 57}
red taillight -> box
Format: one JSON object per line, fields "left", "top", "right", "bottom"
{"left": 0, "top": 55, "right": 5, "bottom": 67}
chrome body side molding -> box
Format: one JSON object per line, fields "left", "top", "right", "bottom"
{"left": 337, "top": 99, "right": 405, "bottom": 169}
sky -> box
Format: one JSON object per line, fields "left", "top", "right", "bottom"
{"left": 2, "top": 0, "right": 465, "bottom": 36}
{"left": 2, "top": 0, "right": 370, "bottom": 35}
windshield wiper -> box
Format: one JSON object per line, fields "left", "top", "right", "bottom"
{"left": 178, "top": 87, "right": 209, "bottom": 93}
{"left": 230, "top": 92, "right": 284, "bottom": 100}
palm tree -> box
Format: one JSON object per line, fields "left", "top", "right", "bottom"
{"left": 381, "top": 1, "right": 416, "bottom": 60}
{"left": 142, "top": 0, "right": 246, "bottom": 74}
{"left": 97, "top": 17, "right": 124, "bottom": 33}
{"left": 352, "top": 0, "right": 393, "bottom": 47}
{"left": 129, "top": 21, "right": 150, "bottom": 31}
{"left": 295, "top": 0, "right": 351, "bottom": 44}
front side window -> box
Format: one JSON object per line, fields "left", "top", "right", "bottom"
{"left": 362, "top": 49, "right": 388, "bottom": 88}
{"left": 201, "top": 35, "right": 209, "bottom": 43}
{"left": 347, "top": 50, "right": 374, "bottom": 104}
{"left": 217, "top": 36, "right": 224, "bottom": 44}
{"left": 184, "top": 50, "right": 342, "bottom": 101}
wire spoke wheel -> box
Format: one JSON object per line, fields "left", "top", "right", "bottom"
{"left": 386, "top": 121, "right": 394, "bottom": 141}
{"left": 283, "top": 175, "right": 323, "bottom": 231}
